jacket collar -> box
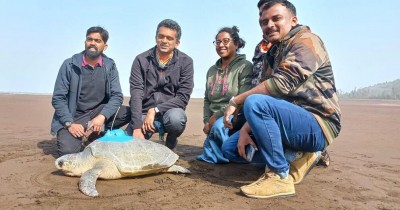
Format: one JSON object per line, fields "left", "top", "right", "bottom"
{"left": 71, "top": 51, "right": 110, "bottom": 69}
{"left": 215, "top": 54, "right": 246, "bottom": 69}
{"left": 148, "top": 46, "right": 179, "bottom": 66}
{"left": 280, "top": 24, "right": 310, "bottom": 43}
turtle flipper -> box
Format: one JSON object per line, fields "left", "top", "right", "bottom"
{"left": 166, "top": 165, "right": 191, "bottom": 174}
{"left": 79, "top": 167, "right": 102, "bottom": 197}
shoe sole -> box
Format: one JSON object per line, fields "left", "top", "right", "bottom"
{"left": 293, "top": 153, "right": 321, "bottom": 185}
{"left": 241, "top": 190, "right": 295, "bottom": 199}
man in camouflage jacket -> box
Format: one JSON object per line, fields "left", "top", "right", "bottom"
{"left": 222, "top": 0, "right": 341, "bottom": 199}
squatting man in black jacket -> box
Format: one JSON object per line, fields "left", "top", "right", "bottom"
{"left": 126, "top": 19, "right": 194, "bottom": 150}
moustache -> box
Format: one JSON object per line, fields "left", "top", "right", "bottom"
{"left": 87, "top": 45, "right": 98, "bottom": 51}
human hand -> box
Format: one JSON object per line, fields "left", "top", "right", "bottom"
{"left": 133, "top": 129, "right": 145, "bottom": 139}
{"left": 142, "top": 109, "right": 156, "bottom": 133}
{"left": 223, "top": 105, "right": 237, "bottom": 129}
{"left": 68, "top": 123, "right": 85, "bottom": 138}
{"left": 203, "top": 123, "right": 210, "bottom": 134}
{"left": 208, "top": 115, "right": 217, "bottom": 129}
{"left": 237, "top": 124, "right": 258, "bottom": 160}
{"left": 88, "top": 114, "right": 106, "bottom": 134}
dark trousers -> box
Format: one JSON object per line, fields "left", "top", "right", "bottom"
{"left": 56, "top": 105, "right": 130, "bottom": 156}
{"left": 125, "top": 108, "right": 187, "bottom": 149}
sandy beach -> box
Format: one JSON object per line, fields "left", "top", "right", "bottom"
{"left": 0, "top": 94, "right": 399, "bottom": 209}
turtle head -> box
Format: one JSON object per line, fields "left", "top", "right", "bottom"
{"left": 55, "top": 153, "right": 84, "bottom": 176}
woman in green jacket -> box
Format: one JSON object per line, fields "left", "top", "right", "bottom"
{"left": 197, "top": 26, "right": 253, "bottom": 163}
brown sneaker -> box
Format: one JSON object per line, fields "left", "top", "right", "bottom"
{"left": 240, "top": 172, "right": 295, "bottom": 199}
{"left": 290, "top": 151, "right": 321, "bottom": 184}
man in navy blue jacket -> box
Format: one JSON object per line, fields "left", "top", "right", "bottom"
{"left": 51, "top": 26, "right": 130, "bottom": 156}
{"left": 128, "top": 19, "right": 194, "bottom": 149}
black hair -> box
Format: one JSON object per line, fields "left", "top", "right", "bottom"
{"left": 215, "top": 26, "right": 246, "bottom": 52}
{"left": 257, "top": 0, "right": 271, "bottom": 9}
{"left": 86, "top": 26, "right": 109, "bottom": 43}
{"left": 260, "top": 0, "right": 296, "bottom": 16}
{"left": 156, "top": 19, "right": 182, "bottom": 41}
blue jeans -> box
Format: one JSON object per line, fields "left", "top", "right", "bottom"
{"left": 196, "top": 116, "right": 232, "bottom": 163}
{"left": 222, "top": 94, "right": 326, "bottom": 174}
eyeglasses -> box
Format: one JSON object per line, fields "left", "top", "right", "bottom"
{"left": 213, "top": 38, "right": 231, "bottom": 46}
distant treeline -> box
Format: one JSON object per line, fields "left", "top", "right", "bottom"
{"left": 339, "top": 79, "right": 400, "bottom": 100}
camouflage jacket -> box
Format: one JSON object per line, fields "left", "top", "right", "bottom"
{"left": 262, "top": 25, "right": 341, "bottom": 145}
{"left": 251, "top": 39, "right": 269, "bottom": 87}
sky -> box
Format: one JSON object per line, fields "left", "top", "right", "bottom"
{"left": 1, "top": 0, "right": 399, "bottom": 98}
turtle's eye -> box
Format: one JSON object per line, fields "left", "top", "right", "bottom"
{"left": 58, "top": 160, "right": 64, "bottom": 167}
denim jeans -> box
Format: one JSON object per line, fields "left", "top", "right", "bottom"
{"left": 196, "top": 116, "right": 232, "bottom": 163}
{"left": 222, "top": 94, "right": 326, "bottom": 174}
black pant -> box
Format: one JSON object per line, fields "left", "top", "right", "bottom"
{"left": 56, "top": 105, "right": 130, "bottom": 156}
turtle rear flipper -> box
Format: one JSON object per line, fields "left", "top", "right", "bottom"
{"left": 166, "top": 165, "right": 191, "bottom": 174}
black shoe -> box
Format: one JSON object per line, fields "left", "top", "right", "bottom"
{"left": 165, "top": 134, "right": 178, "bottom": 150}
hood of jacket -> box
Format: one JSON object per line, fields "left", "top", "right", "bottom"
{"left": 215, "top": 53, "right": 247, "bottom": 69}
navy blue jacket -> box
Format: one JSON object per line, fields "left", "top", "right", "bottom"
{"left": 50, "top": 52, "right": 123, "bottom": 135}
{"left": 129, "top": 46, "right": 194, "bottom": 129}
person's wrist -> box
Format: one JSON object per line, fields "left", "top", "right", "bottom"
{"left": 64, "top": 121, "right": 72, "bottom": 129}
{"left": 98, "top": 114, "right": 106, "bottom": 122}
{"left": 229, "top": 96, "right": 239, "bottom": 108}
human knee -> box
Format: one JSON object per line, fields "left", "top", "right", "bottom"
{"left": 244, "top": 94, "right": 265, "bottom": 111}
{"left": 57, "top": 143, "right": 81, "bottom": 156}
{"left": 163, "top": 108, "right": 187, "bottom": 134}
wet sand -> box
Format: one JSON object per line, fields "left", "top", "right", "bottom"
{"left": 0, "top": 94, "right": 399, "bottom": 209}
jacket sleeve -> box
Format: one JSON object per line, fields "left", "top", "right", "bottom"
{"left": 264, "top": 33, "right": 328, "bottom": 97}
{"left": 100, "top": 61, "right": 123, "bottom": 120}
{"left": 157, "top": 56, "right": 194, "bottom": 113}
{"left": 51, "top": 60, "right": 73, "bottom": 125}
{"left": 203, "top": 70, "right": 212, "bottom": 124}
{"left": 129, "top": 56, "right": 145, "bottom": 129}
{"left": 237, "top": 61, "right": 253, "bottom": 95}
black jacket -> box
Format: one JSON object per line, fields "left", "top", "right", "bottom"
{"left": 129, "top": 46, "right": 194, "bottom": 129}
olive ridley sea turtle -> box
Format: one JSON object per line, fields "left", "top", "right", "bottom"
{"left": 55, "top": 129, "right": 190, "bottom": 197}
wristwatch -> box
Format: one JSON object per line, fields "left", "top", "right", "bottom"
{"left": 64, "top": 121, "right": 72, "bottom": 129}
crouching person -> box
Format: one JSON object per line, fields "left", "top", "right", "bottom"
{"left": 51, "top": 26, "right": 130, "bottom": 156}
{"left": 222, "top": 0, "right": 341, "bottom": 198}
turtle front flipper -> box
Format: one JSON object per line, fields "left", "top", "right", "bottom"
{"left": 79, "top": 167, "right": 102, "bottom": 197}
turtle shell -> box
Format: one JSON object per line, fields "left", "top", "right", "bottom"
{"left": 86, "top": 139, "right": 179, "bottom": 175}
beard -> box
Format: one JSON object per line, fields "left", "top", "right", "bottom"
{"left": 85, "top": 46, "right": 101, "bottom": 59}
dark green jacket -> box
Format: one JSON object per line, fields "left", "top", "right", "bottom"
{"left": 203, "top": 54, "right": 252, "bottom": 123}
